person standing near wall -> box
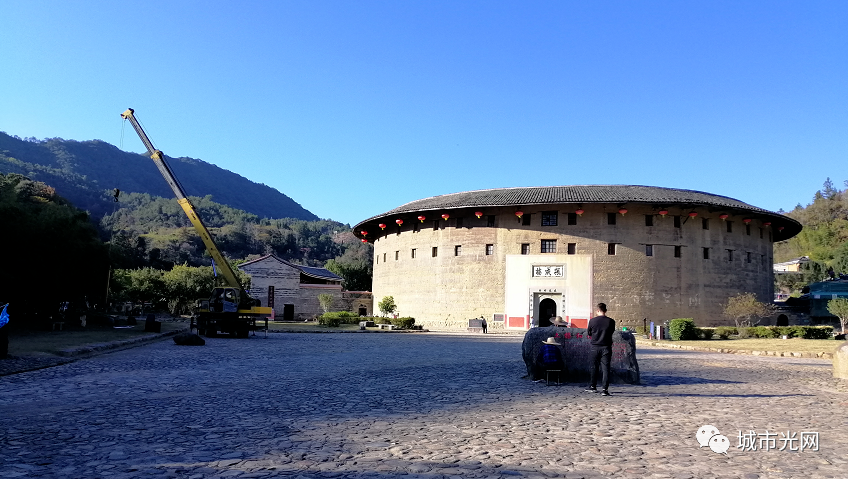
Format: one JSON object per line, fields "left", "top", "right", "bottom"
{"left": 585, "top": 303, "right": 616, "bottom": 396}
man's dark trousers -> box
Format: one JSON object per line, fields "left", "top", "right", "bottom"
{"left": 589, "top": 345, "right": 612, "bottom": 391}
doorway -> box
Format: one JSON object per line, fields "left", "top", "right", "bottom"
{"left": 538, "top": 298, "right": 557, "bottom": 327}
{"left": 283, "top": 304, "right": 294, "bottom": 322}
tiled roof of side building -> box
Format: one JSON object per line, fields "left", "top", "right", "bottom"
{"left": 354, "top": 185, "right": 802, "bottom": 239}
{"left": 238, "top": 254, "right": 342, "bottom": 282}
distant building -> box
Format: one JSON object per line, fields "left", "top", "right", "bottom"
{"left": 774, "top": 256, "right": 810, "bottom": 273}
{"left": 354, "top": 185, "right": 802, "bottom": 330}
{"left": 238, "top": 254, "right": 372, "bottom": 320}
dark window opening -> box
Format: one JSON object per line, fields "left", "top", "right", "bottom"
{"left": 541, "top": 239, "right": 557, "bottom": 253}
{"left": 433, "top": 220, "right": 439, "bottom": 230}
{"left": 567, "top": 243, "right": 576, "bottom": 255}
{"left": 646, "top": 244, "right": 653, "bottom": 256}
{"left": 455, "top": 245, "right": 461, "bottom": 256}
{"left": 727, "top": 249, "right": 733, "bottom": 262}
{"left": 702, "top": 218, "right": 709, "bottom": 230}
{"left": 522, "top": 214, "right": 532, "bottom": 226}
{"left": 674, "top": 215, "right": 681, "bottom": 228}
{"left": 394, "top": 251, "right": 398, "bottom": 261}
{"left": 759, "top": 228, "right": 763, "bottom": 239}
{"left": 746, "top": 224, "right": 751, "bottom": 235}
{"left": 746, "top": 252, "right": 752, "bottom": 263}
{"left": 608, "top": 243, "right": 617, "bottom": 255}
{"left": 703, "top": 247, "right": 710, "bottom": 260}
{"left": 432, "top": 247, "right": 438, "bottom": 257}
{"left": 541, "top": 211, "right": 558, "bottom": 226}
{"left": 674, "top": 246, "right": 681, "bottom": 258}
{"left": 487, "top": 215, "right": 495, "bottom": 227}
{"left": 645, "top": 215, "right": 654, "bottom": 226}
{"left": 411, "top": 248, "right": 417, "bottom": 258}
{"left": 727, "top": 221, "right": 733, "bottom": 233}
{"left": 521, "top": 243, "right": 530, "bottom": 255}
{"left": 486, "top": 244, "right": 494, "bottom": 255}
{"left": 607, "top": 212, "right": 617, "bottom": 225}
{"left": 567, "top": 213, "right": 577, "bottom": 225}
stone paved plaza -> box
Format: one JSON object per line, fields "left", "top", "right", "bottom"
{"left": 1, "top": 332, "right": 847, "bottom": 479}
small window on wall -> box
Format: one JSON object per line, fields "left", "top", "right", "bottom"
{"left": 521, "top": 243, "right": 530, "bottom": 255}
{"left": 376, "top": 255, "right": 379, "bottom": 264}
{"left": 433, "top": 220, "right": 440, "bottom": 230}
{"left": 486, "top": 244, "right": 494, "bottom": 255}
{"left": 608, "top": 243, "right": 617, "bottom": 255}
{"left": 759, "top": 228, "right": 763, "bottom": 239}
{"left": 746, "top": 251, "right": 752, "bottom": 263}
{"left": 645, "top": 215, "right": 653, "bottom": 227}
{"left": 455, "top": 245, "right": 462, "bottom": 256}
{"left": 702, "top": 218, "right": 709, "bottom": 230}
{"left": 646, "top": 244, "right": 653, "bottom": 257}
{"left": 383, "top": 253, "right": 386, "bottom": 262}
{"left": 746, "top": 224, "right": 751, "bottom": 235}
{"left": 522, "top": 214, "right": 532, "bottom": 226}
{"left": 727, "top": 249, "right": 734, "bottom": 262}
{"left": 395, "top": 251, "right": 399, "bottom": 261}
{"left": 411, "top": 248, "right": 417, "bottom": 259}
{"left": 456, "top": 217, "right": 463, "bottom": 228}
{"left": 674, "top": 215, "right": 681, "bottom": 228}
{"left": 674, "top": 246, "right": 682, "bottom": 258}
{"left": 703, "top": 247, "right": 710, "bottom": 260}
{"left": 432, "top": 246, "right": 438, "bottom": 257}
{"left": 607, "top": 213, "right": 617, "bottom": 225}
{"left": 727, "top": 221, "right": 733, "bottom": 233}
{"left": 413, "top": 222, "right": 419, "bottom": 233}
{"left": 541, "top": 239, "right": 557, "bottom": 253}
{"left": 487, "top": 215, "right": 495, "bottom": 227}
{"left": 567, "top": 213, "right": 577, "bottom": 225}
{"left": 541, "top": 211, "right": 558, "bottom": 226}
{"left": 567, "top": 243, "right": 576, "bottom": 255}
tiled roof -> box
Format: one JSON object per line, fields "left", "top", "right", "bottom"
{"left": 238, "top": 254, "right": 342, "bottom": 282}
{"left": 354, "top": 185, "right": 802, "bottom": 239}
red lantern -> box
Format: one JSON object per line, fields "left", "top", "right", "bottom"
{"left": 778, "top": 226, "right": 785, "bottom": 232}
{"left": 418, "top": 215, "right": 426, "bottom": 222}
{"left": 658, "top": 210, "right": 668, "bottom": 217}
{"left": 763, "top": 222, "right": 771, "bottom": 227}
{"left": 719, "top": 214, "right": 729, "bottom": 220}
{"left": 361, "top": 238, "right": 368, "bottom": 243}
{"left": 743, "top": 218, "right": 752, "bottom": 224}
{"left": 441, "top": 214, "right": 450, "bottom": 220}
{"left": 395, "top": 219, "right": 403, "bottom": 225}
{"left": 378, "top": 223, "right": 386, "bottom": 230}
{"left": 475, "top": 211, "right": 483, "bottom": 218}
{"left": 575, "top": 209, "right": 584, "bottom": 216}
{"left": 515, "top": 211, "right": 524, "bottom": 218}
{"left": 360, "top": 230, "right": 368, "bottom": 236}
{"left": 688, "top": 212, "right": 698, "bottom": 218}
{"left": 618, "top": 208, "right": 628, "bottom": 215}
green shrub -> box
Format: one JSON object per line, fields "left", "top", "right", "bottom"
{"left": 695, "top": 327, "right": 715, "bottom": 340}
{"left": 669, "top": 318, "right": 697, "bottom": 340}
{"left": 748, "top": 326, "right": 779, "bottom": 338}
{"left": 714, "top": 326, "right": 737, "bottom": 340}
{"left": 318, "top": 315, "right": 341, "bottom": 327}
{"left": 803, "top": 326, "right": 833, "bottom": 339}
{"left": 319, "top": 311, "right": 361, "bottom": 324}
{"left": 736, "top": 327, "right": 750, "bottom": 339}
{"left": 788, "top": 326, "right": 807, "bottom": 338}
{"left": 775, "top": 326, "right": 793, "bottom": 338}
{"left": 388, "top": 317, "right": 416, "bottom": 329}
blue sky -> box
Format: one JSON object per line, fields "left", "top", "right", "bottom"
{"left": 1, "top": 1, "right": 846, "bottom": 225}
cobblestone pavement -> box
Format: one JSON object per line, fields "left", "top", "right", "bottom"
{"left": 1, "top": 333, "right": 847, "bottom": 479}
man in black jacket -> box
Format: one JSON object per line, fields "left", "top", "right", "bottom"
{"left": 586, "top": 303, "right": 616, "bottom": 396}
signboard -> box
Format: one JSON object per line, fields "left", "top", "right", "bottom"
{"left": 532, "top": 265, "right": 564, "bottom": 278}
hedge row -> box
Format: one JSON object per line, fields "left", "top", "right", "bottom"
{"left": 690, "top": 325, "right": 834, "bottom": 340}
{"left": 317, "top": 313, "right": 416, "bottom": 329}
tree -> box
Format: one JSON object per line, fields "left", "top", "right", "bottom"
{"left": 317, "top": 293, "right": 334, "bottom": 314}
{"left": 378, "top": 296, "right": 396, "bottom": 317}
{"left": 827, "top": 298, "right": 848, "bottom": 334}
{"left": 722, "top": 293, "right": 776, "bottom": 327}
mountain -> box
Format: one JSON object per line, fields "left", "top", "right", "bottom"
{"left": 0, "top": 132, "right": 318, "bottom": 221}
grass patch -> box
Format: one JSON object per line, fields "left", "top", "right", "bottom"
{"left": 644, "top": 338, "right": 843, "bottom": 353}
{"left": 7, "top": 321, "right": 186, "bottom": 357}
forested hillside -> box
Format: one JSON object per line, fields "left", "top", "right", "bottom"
{"left": 0, "top": 132, "right": 317, "bottom": 220}
{"left": 774, "top": 178, "right": 848, "bottom": 292}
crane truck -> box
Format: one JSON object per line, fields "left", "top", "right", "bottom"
{"left": 120, "top": 108, "right": 272, "bottom": 338}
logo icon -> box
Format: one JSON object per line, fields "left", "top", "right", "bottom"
{"left": 697, "top": 425, "right": 728, "bottom": 455}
